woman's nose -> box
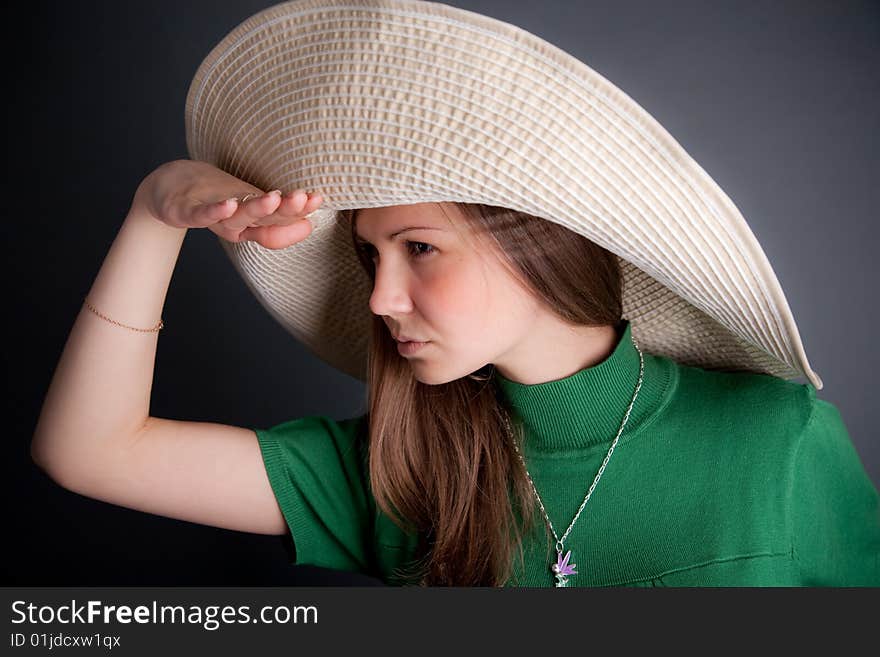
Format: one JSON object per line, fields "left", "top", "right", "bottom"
{"left": 369, "top": 262, "right": 413, "bottom": 316}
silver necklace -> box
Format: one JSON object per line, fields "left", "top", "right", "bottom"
{"left": 503, "top": 334, "right": 644, "bottom": 587}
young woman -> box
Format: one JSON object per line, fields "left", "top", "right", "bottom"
{"left": 30, "top": 159, "right": 880, "bottom": 586}
{"left": 31, "top": 0, "right": 880, "bottom": 587}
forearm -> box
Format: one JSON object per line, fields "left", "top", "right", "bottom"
{"left": 32, "top": 205, "right": 188, "bottom": 476}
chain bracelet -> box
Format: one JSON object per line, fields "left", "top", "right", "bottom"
{"left": 81, "top": 192, "right": 260, "bottom": 332}
{"left": 83, "top": 298, "right": 164, "bottom": 333}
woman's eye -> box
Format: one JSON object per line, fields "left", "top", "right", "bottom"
{"left": 358, "top": 241, "right": 435, "bottom": 261}
{"left": 406, "top": 241, "right": 436, "bottom": 258}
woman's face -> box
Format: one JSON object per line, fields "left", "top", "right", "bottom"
{"left": 355, "top": 202, "right": 541, "bottom": 385}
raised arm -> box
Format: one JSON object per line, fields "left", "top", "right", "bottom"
{"left": 31, "top": 159, "right": 321, "bottom": 535}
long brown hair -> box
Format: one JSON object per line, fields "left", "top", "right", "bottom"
{"left": 340, "top": 202, "right": 623, "bottom": 586}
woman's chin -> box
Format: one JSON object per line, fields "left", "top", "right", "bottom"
{"left": 408, "top": 362, "right": 455, "bottom": 386}
{"left": 410, "top": 361, "right": 485, "bottom": 386}
{"left": 411, "top": 369, "right": 450, "bottom": 386}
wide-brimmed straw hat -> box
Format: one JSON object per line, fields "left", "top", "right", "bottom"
{"left": 184, "top": 0, "right": 822, "bottom": 389}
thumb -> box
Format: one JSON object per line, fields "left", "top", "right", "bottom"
{"left": 243, "top": 219, "right": 313, "bottom": 250}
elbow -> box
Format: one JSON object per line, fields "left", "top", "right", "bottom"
{"left": 30, "top": 434, "right": 72, "bottom": 487}
{"left": 30, "top": 434, "right": 49, "bottom": 471}
{"left": 30, "top": 438, "right": 85, "bottom": 502}
{"left": 31, "top": 412, "right": 61, "bottom": 475}
{"left": 30, "top": 442, "right": 83, "bottom": 496}
{"left": 30, "top": 435, "right": 61, "bottom": 484}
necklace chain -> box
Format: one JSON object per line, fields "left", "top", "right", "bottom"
{"left": 503, "top": 334, "right": 645, "bottom": 557}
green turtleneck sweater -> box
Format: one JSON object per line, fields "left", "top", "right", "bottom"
{"left": 254, "top": 321, "right": 880, "bottom": 586}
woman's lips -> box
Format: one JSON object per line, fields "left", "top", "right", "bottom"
{"left": 397, "top": 340, "right": 430, "bottom": 356}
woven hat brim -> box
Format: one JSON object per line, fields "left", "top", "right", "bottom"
{"left": 184, "top": 0, "right": 822, "bottom": 389}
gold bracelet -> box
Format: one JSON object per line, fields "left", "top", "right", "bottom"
{"left": 83, "top": 298, "right": 164, "bottom": 332}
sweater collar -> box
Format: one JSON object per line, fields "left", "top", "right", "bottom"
{"left": 495, "top": 320, "right": 668, "bottom": 451}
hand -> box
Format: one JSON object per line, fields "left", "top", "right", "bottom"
{"left": 130, "top": 159, "right": 322, "bottom": 250}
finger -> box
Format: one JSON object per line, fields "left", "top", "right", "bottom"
{"left": 273, "top": 190, "right": 309, "bottom": 217}
{"left": 220, "top": 191, "right": 283, "bottom": 232}
{"left": 253, "top": 214, "right": 302, "bottom": 228}
{"left": 277, "top": 190, "right": 323, "bottom": 219}
{"left": 241, "top": 218, "right": 313, "bottom": 250}
{"left": 253, "top": 191, "right": 323, "bottom": 226}
{"left": 207, "top": 220, "right": 251, "bottom": 244}
{"left": 188, "top": 198, "right": 239, "bottom": 227}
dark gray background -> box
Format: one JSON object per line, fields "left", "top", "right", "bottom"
{"left": 6, "top": 0, "right": 878, "bottom": 585}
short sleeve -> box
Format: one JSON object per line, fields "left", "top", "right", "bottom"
{"left": 254, "top": 414, "right": 374, "bottom": 574}
{"left": 789, "top": 393, "right": 880, "bottom": 586}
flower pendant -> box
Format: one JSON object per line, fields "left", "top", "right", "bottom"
{"left": 551, "top": 549, "right": 577, "bottom": 587}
